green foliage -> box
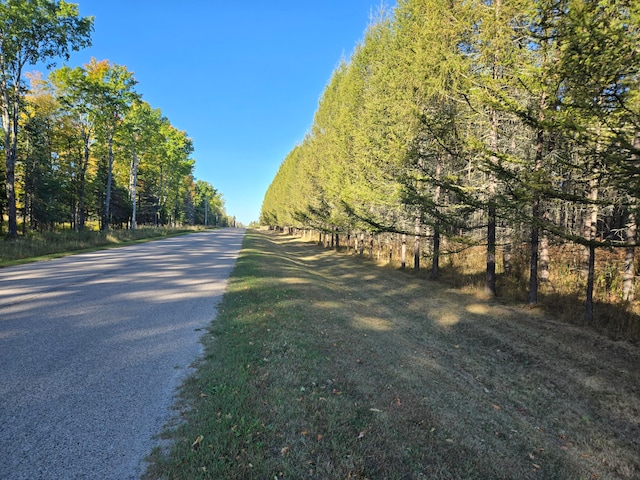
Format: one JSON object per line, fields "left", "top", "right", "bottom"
{"left": 261, "top": 0, "right": 640, "bottom": 317}
{"left": 0, "top": 4, "right": 227, "bottom": 236}
{"left": 0, "top": 0, "right": 93, "bottom": 237}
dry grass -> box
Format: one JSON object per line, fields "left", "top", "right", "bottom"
{"left": 0, "top": 226, "right": 199, "bottom": 267}
{"left": 146, "top": 230, "right": 640, "bottom": 479}
{"left": 338, "top": 229, "right": 640, "bottom": 341}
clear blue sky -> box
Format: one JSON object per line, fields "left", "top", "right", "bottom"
{"left": 37, "top": 1, "right": 392, "bottom": 225}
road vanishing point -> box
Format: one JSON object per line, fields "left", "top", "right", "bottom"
{"left": 0, "top": 228, "right": 245, "bottom": 479}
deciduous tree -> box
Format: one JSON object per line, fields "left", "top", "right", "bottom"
{"left": 0, "top": 0, "right": 92, "bottom": 237}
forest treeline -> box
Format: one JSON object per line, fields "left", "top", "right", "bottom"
{"left": 1, "top": 0, "right": 230, "bottom": 238}
{"left": 261, "top": 0, "right": 640, "bottom": 327}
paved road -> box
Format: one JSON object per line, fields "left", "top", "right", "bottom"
{"left": 0, "top": 228, "right": 245, "bottom": 479}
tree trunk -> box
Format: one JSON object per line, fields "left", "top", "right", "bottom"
{"left": 129, "top": 150, "right": 139, "bottom": 231}
{"left": 129, "top": 151, "right": 138, "bottom": 232}
{"left": 585, "top": 244, "right": 595, "bottom": 323}
{"left": 359, "top": 232, "right": 365, "bottom": 256}
{"left": 528, "top": 202, "right": 540, "bottom": 307}
{"left": 503, "top": 230, "right": 512, "bottom": 276}
{"left": 431, "top": 228, "right": 440, "bottom": 279}
{"left": 4, "top": 145, "right": 17, "bottom": 237}
{"left": 540, "top": 234, "right": 550, "bottom": 284}
{"left": 77, "top": 168, "right": 86, "bottom": 231}
{"left": 622, "top": 211, "right": 636, "bottom": 302}
{"left": 484, "top": 0, "right": 502, "bottom": 296}
{"left": 582, "top": 176, "right": 599, "bottom": 279}
{"left": 414, "top": 215, "right": 421, "bottom": 270}
{"left": 583, "top": 174, "right": 599, "bottom": 321}
{"left": 486, "top": 200, "right": 497, "bottom": 296}
{"left": 529, "top": 95, "right": 546, "bottom": 306}
{"left": 103, "top": 131, "right": 115, "bottom": 232}
{"left": 401, "top": 233, "right": 407, "bottom": 269}
{"left": 77, "top": 128, "right": 91, "bottom": 231}
{"left": 623, "top": 129, "right": 640, "bottom": 301}
{"left": 432, "top": 156, "right": 442, "bottom": 278}
{"left": 485, "top": 108, "right": 498, "bottom": 296}
{"left": 2, "top": 83, "right": 19, "bottom": 238}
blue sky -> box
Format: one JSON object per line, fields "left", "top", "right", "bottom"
{"left": 37, "top": 1, "right": 392, "bottom": 225}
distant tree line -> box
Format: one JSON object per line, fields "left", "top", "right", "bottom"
{"left": 261, "top": 0, "right": 640, "bottom": 321}
{"left": 1, "top": 0, "right": 229, "bottom": 237}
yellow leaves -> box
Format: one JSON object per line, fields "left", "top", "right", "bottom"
{"left": 303, "top": 429, "right": 324, "bottom": 441}
{"left": 85, "top": 58, "right": 111, "bottom": 78}
{"left": 191, "top": 435, "right": 204, "bottom": 450}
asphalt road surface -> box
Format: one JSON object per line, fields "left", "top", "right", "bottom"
{"left": 0, "top": 228, "right": 245, "bottom": 479}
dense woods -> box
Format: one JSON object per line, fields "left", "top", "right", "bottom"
{"left": 1, "top": 0, "right": 229, "bottom": 238}
{"left": 261, "top": 0, "right": 640, "bottom": 330}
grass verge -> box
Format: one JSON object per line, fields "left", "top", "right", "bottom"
{"left": 144, "top": 230, "right": 640, "bottom": 479}
{"left": 0, "top": 227, "right": 199, "bottom": 267}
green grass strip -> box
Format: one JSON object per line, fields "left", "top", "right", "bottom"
{"left": 144, "top": 230, "right": 640, "bottom": 480}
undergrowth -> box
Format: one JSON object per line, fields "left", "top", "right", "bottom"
{"left": 0, "top": 226, "right": 200, "bottom": 266}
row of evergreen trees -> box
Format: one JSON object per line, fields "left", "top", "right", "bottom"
{"left": 261, "top": 0, "right": 640, "bottom": 320}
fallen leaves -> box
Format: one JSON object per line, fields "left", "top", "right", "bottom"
{"left": 529, "top": 453, "right": 542, "bottom": 471}
{"left": 191, "top": 435, "right": 204, "bottom": 450}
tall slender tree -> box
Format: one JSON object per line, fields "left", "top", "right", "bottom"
{"left": 50, "top": 64, "right": 97, "bottom": 230}
{"left": 83, "top": 58, "right": 137, "bottom": 231}
{"left": 0, "top": 0, "right": 92, "bottom": 237}
{"left": 120, "top": 100, "right": 163, "bottom": 230}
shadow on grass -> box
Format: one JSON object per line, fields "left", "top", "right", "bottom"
{"left": 146, "top": 230, "right": 640, "bottom": 480}
{"left": 415, "top": 258, "right": 640, "bottom": 344}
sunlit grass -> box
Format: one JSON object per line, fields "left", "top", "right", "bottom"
{"left": 144, "top": 230, "right": 640, "bottom": 480}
